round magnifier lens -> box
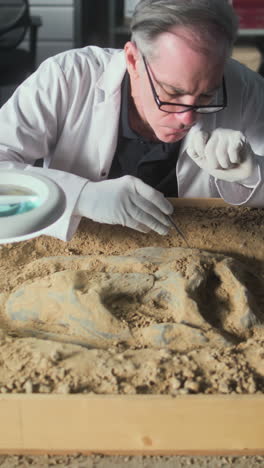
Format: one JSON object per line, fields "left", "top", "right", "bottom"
{"left": 0, "top": 204, "right": 20, "bottom": 217}
{"left": 0, "top": 170, "right": 66, "bottom": 243}
{"left": 0, "top": 185, "right": 41, "bottom": 217}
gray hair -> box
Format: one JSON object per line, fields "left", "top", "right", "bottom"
{"left": 130, "top": 0, "right": 239, "bottom": 59}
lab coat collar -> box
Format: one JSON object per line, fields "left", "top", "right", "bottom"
{"left": 96, "top": 50, "right": 127, "bottom": 99}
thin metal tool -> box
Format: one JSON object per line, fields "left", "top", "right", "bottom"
{"left": 168, "top": 215, "right": 190, "bottom": 248}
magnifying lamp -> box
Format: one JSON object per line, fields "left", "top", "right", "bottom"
{"left": 0, "top": 170, "right": 66, "bottom": 244}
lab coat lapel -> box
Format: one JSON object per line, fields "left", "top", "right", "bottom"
{"left": 93, "top": 51, "right": 127, "bottom": 178}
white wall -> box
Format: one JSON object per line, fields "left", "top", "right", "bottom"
{"left": 22, "top": 0, "right": 75, "bottom": 66}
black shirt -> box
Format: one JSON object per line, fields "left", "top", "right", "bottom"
{"left": 108, "top": 72, "right": 180, "bottom": 197}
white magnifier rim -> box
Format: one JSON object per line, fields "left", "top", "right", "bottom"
{"left": 0, "top": 170, "right": 66, "bottom": 244}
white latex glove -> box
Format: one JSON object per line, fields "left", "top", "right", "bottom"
{"left": 187, "top": 128, "right": 258, "bottom": 183}
{"left": 74, "top": 175, "right": 173, "bottom": 235}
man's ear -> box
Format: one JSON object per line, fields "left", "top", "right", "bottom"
{"left": 124, "top": 41, "right": 141, "bottom": 79}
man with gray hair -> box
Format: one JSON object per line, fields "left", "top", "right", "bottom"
{"left": 0, "top": 0, "right": 263, "bottom": 241}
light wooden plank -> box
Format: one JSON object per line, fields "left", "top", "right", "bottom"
{"left": 0, "top": 397, "right": 22, "bottom": 450}
{"left": 168, "top": 197, "right": 230, "bottom": 208}
{"left": 0, "top": 394, "right": 264, "bottom": 455}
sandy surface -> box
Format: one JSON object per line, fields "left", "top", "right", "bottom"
{"left": 0, "top": 236, "right": 264, "bottom": 396}
{"left": 0, "top": 205, "right": 264, "bottom": 466}
{"left": 0, "top": 206, "right": 264, "bottom": 394}
{"left": 0, "top": 454, "right": 264, "bottom": 467}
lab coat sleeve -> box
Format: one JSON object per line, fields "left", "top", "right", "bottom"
{"left": 215, "top": 164, "right": 262, "bottom": 206}
{"left": 214, "top": 66, "right": 264, "bottom": 207}
{"left": 0, "top": 58, "right": 89, "bottom": 241}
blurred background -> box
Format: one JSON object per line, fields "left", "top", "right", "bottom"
{"left": 0, "top": 0, "right": 263, "bottom": 106}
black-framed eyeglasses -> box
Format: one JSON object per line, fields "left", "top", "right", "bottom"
{"left": 142, "top": 55, "right": 227, "bottom": 114}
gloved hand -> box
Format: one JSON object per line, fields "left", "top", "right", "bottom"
{"left": 187, "top": 128, "right": 258, "bottom": 183}
{"left": 74, "top": 175, "right": 173, "bottom": 235}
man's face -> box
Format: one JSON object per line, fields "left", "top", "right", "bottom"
{"left": 125, "top": 28, "right": 227, "bottom": 143}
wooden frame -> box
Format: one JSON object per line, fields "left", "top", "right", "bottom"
{"left": 0, "top": 394, "right": 264, "bottom": 455}
{"left": 169, "top": 197, "right": 229, "bottom": 208}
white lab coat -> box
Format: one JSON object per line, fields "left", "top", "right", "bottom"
{"left": 0, "top": 45, "right": 264, "bottom": 241}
